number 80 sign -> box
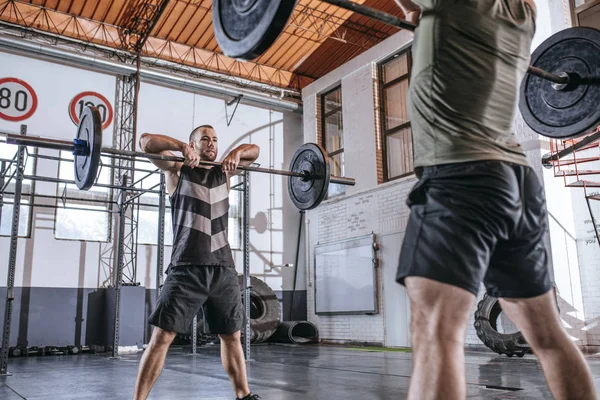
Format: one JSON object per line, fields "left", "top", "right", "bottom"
{"left": 69, "top": 91, "right": 114, "bottom": 130}
{"left": 0, "top": 78, "right": 38, "bottom": 122}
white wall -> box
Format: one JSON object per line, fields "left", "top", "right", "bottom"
{"left": 0, "top": 51, "right": 116, "bottom": 289}
{"left": 302, "top": 30, "right": 416, "bottom": 345}
{"left": 0, "top": 51, "right": 304, "bottom": 299}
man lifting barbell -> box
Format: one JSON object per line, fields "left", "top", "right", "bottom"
{"left": 132, "top": 126, "right": 261, "bottom": 400}
{"left": 391, "top": 0, "right": 596, "bottom": 399}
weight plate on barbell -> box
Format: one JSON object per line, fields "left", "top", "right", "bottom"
{"left": 212, "top": 0, "right": 296, "bottom": 60}
{"left": 74, "top": 106, "right": 102, "bottom": 190}
{"left": 288, "top": 143, "right": 330, "bottom": 211}
{"left": 519, "top": 27, "right": 600, "bottom": 139}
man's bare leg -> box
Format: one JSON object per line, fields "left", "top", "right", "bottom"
{"left": 219, "top": 331, "right": 251, "bottom": 399}
{"left": 405, "top": 277, "right": 476, "bottom": 400}
{"left": 133, "top": 327, "right": 177, "bottom": 400}
{"left": 500, "top": 291, "right": 596, "bottom": 400}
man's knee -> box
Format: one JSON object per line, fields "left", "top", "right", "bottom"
{"left": 219, "top": 330, "right": 241, "bottom": 344}
{"left": 150, "top": 327, "right": 177, "bottom": 347}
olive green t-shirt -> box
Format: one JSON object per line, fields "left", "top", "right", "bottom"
{"left": 409, "top": 0, "right": 536, "bottom": 171}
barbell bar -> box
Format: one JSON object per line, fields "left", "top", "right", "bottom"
{"left": 213, "top": 0, "right": 600, "bottom": 139}
{"left": 1, "top": 133, "right": 353, "bottom": 185}
{"left": 0, "top": 106, "right": 355, "bottom": 211}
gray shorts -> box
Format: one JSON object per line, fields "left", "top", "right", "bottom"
{"left": 396, "top": 160, "right": 552, "bottom": 298}
{"left": 149, "top": 265, "right": 244, "bottom": 335}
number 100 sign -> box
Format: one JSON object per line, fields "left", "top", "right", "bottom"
{"left": 0, "top": 77, "right": 38, "bottom": 122}
{"left": 69, "top": 91, "right": 114, "bottom": 130}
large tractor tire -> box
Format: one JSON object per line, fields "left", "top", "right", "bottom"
{"left": 238, "top": 275, "right": 281, "bottom": 344}
{"left": 474, "top": 293, "right": 531, "bottom": 357}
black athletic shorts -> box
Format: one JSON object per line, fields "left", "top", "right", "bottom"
{"left": 148, "top": 265, "right": 244, "bottom": 335}
{"left": 396, "top": 160, "right": 552, "bottom": 298}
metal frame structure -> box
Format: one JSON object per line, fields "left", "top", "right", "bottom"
{"left": 0, "top": 125, "right": 25, "bottom": 376}
{"left": 242, "top": 171, "right": 251, "bottom": 361}
{"left": 0, "top": 136, "right": 170, "bottom": 369}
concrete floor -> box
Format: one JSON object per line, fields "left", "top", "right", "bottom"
{"left": 1, "top": 344, "right": 600, "bottom": 399}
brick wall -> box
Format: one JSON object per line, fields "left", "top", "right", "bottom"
{"left": 305, "top": 179, "right": 415, "bottom": 344}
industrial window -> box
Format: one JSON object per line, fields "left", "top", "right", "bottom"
{"left": 0, "top": 144, "right": 35, "bottom": 237}
{"left": 54, "top": 151, "right": 112, "bottom": 242}
{"left": 379, "top": 49, "right": 413, "bottom": 181}
{"left": 571, "top": 0, "right": 600, "bottom": 28}
{"left": 320, "top": 86, "right": 345, "bottom": 198}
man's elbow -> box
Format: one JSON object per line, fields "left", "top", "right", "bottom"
{"left": 139, "top": 133, "right": 152, "bottom": 152}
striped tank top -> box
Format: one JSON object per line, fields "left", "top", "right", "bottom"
{"left": 169, "top": 165, "right": 235, "bottom": 268}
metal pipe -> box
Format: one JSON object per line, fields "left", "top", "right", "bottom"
{"left": 0, "top": 35, "right": 302, "bottom": 113}
{"left": 20, "top": 175, "right": 161, "bottom": 194}
{"left": 3, "top": 133, "right": 356, "bottom": 186}
{"left": 322, "top": 0, "right": 417, "bottom": 31}
{"left": 527, "top": 66, "right": 570, "bottom": 85}
{"left": 542, "top": 129, "right": 600, "bottom": 167}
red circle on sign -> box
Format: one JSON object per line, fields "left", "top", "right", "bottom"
{"left": 69, "top": 91, "right": 114, "bottom": 130}
{"left": 0, "top": 78, "right": 38, "bottom": 122}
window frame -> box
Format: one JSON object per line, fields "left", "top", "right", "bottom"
{"left": 570, "top": 0, "right": 600, "bottom": 27}
{"left": 320, "top": 85, "right": 345, "bottom": 198}
{"left": 0, "top": 145, "right": 37, "bottom": 238}
{"left": 378, "top": 48, "right": 414, "bottom": 182}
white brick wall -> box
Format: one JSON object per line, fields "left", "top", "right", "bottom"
{"left": 305, "top": 179, "right": 415, "bottom": 344}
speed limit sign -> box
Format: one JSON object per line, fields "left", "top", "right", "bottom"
{"left": 69, "top": 91, "right": 113, "bottom": 130}
{"left": 0, "top": 78, "right": 38, "bottom": 122}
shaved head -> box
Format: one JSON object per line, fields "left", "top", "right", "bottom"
{"left": 189, "top": 125, "right": 215, "bottom": 143}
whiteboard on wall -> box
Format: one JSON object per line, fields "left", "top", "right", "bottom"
{"left": 314, "top": 234, "right": 377, "bottom": 315}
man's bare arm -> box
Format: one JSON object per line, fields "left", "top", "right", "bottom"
{"left": 222, "top": 144, "right": 260, "bottom": 175}
{"left": 139, "top": 133, "right": 200, "bottom": 173}
{"left": 394, "top": 0, "right": 421, "bottom": 25}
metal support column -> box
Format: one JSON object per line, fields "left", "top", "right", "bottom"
{"left": 0, "top": 161, "right": 5, "bottom": 230}
{"left": 242, "top": 171, "right": 251, "bottom": 361}
{"left": 191, "top": 315, "right": 197, "bottom": 355}
{"left": 0, "top": 125, "right": 26, "bottom": 376}
{"left": 112, "top": 173, "right": 128, "bottom": 359}
{"left": 156, "top": 173, "right": 166, "bottom": 292}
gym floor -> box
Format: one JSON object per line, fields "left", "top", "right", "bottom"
{"left": 1, "top": 344, "right": 599, "bottom": 399}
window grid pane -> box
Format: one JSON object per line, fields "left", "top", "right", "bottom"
{"left": 321, "top": 86, "right": 345, "bottom": 198}
{"left": 383, "top": 53, "right": 409, "bottom": 84}
{"left": 384, "top": 80, "right": 410, "bottom": 131}
{"left": 380, "top": 49, "right": 414, "bottom": 181}
{"left": 386, "top": 127, "right": 413, "bottom": 179}
{"left": 323, "top": 87, "right": 342, "bottom": 114}
{"left": 54, "top": 151, "right": 111, "bottom": 242}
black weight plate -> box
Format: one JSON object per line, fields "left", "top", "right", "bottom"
{"left": 213, "top": 0, "right": 296, "bottom": 60}
{"left": 288, "top": 143, "right": 330, "bottom": 210}
{"left": 74, "top": 106, "right": 103, "bottom": 190}
{"left": 519, "top": 27, "right": 600, "bottom": 139}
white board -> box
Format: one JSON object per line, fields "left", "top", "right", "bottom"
{"left": 314, "top": 234, "right": 377, "bottom": 314}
